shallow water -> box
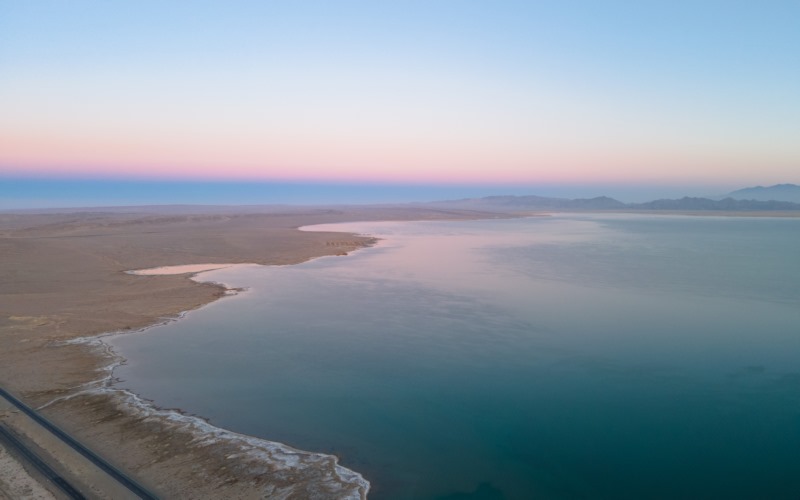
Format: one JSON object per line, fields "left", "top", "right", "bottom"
{"left": 109, "top": 214, "right": 800, "bottom": 499}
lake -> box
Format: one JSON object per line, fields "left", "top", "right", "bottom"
{"left": 109, "top": 214, "right": 800, "bottom": 499}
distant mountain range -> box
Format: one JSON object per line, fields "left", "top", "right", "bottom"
{"left": 726, "top": 183, "right": 800, "bottom": 203}
{"left": 431, "top": 184, "right": 800, "bottom": 212}
{"left": 442, "top": 195, "right": 629, "bottom": 210}
{"left": 632, "top": 197, "right": 800, "bottom": 211}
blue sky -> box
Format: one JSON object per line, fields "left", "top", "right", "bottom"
{"left": 1, "top": 1, "right": 798, "bottom": 207}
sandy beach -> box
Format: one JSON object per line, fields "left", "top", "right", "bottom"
{"left": 0, "top": 205, "right": 508, "bottom": 498}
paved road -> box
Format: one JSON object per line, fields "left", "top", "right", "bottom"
{"left": 0, "top": 387, "right": 158, "bottom": 500}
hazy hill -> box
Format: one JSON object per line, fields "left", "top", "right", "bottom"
{"left": 430, "top": 195, "right": 628, "bottom": 210}
{"left": 630, "top": 197, "right": 800, "bottom": 211}
{"left": 727, "top": 184, "right": 800, "bottom": 203}
{"left": 430, "top": 194, "right": 800, "bottom": 212}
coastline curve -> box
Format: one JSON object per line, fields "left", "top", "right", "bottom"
{"left": 50, "top": 263, "right": 371, "bottom": 499}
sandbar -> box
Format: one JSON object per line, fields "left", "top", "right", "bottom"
{"left": 127, "top": 263, "right": 240, "bottom": 275}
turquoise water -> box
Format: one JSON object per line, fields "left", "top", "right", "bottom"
{"left": 110, "top": 215, "right": 800, "bottom": 499}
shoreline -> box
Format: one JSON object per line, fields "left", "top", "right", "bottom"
{"left": 11, "top": 276, "right": 372, "bottom": 498}
{"left": 73, "top": 258, "right": 376, "bottom": 496}
{"left": 52, "top": 257, "right": 376, "bottom": 498}
{"left": 3, "top": 208, "right": 497, "bottom": 497}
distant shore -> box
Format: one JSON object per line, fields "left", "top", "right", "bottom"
{"left": 0, "top": 205, "right": 509, "bottom": 498}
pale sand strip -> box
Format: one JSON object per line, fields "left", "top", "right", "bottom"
{"left": 126, "top": 263, "right": 239, "bottom": 275}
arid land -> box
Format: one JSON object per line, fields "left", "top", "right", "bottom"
{"left": 0, "top": 205, "right": 513, "bottom": 499}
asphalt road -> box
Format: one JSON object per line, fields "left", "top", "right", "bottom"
{"left": 0, "top": 387, "right": 158, "bottom": 500}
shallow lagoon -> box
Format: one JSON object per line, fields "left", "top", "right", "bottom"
{"left": 110, "top": 215, "right": 800, "bottom": 499}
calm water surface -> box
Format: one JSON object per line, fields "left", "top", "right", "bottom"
{"left": 110, "top": 215, "right": 800, "bottom": 499}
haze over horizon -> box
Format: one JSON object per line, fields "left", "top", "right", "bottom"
{"left": 1, "top": 177, "right": 750, "bottom": 210}
{"left": 2, "top": 1, "right": 798, "bottom": 207}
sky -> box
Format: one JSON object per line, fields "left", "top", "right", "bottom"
{"left": 1, "top": 1, "right": 799, "bottom": 207}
